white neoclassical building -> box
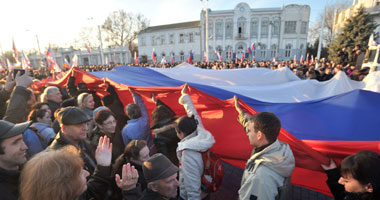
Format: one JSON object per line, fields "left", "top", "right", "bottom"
{"left": 138, "top": 2, "right": 310, "bottom": 62}
{"left": 333, "top": 0, "right": 380, "bottom": 35}
{"left": 27, "top": 46, "right": 131, "bottom": 68}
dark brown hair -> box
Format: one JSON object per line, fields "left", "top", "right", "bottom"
{"left": 249, "top": 112, "right": 281, "bottom": 143}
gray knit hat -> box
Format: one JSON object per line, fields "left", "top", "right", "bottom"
{"left": 143, "top": 153, "right": 178, "bottom": 183}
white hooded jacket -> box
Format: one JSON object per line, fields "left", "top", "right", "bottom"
{"left": 239, "top": 139, "right": 295, "bottom": 200}
{"left": 177, "top": 94, "right": 215, "bottom": 200}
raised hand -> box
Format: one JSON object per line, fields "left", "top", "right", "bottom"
{"left": 4, "top": 71, "right": 15, "bottom": 92}
{"left": 321, "top": 159, "right": 337, "bottom": 171}
{"left": 181, "top": 83, "right": 188, "bottom": 95}
{"left": 234, "top": 95, "right": 243, "bottom": 113}
{"left": 115, "top": 163, "right": 139, "bottom": 191}
{"left": 95, "top": 136, "right": 112, "bottom": 166}
{"left": 151, "top": 93, "right": 157, "bottom": 104}
{"left": 15, "top": 71, "right": 33, "bottom": 88}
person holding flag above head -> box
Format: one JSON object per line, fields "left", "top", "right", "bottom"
{"left": 188, "top": 50, "right": 194, "bottom": 65}
{"left": 152, "top": 49, "right": 157, "bottom": 63}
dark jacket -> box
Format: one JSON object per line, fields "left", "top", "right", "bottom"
{"left": 151, "top": 100, "right": 179, "bottom": 166}
{"left": 78, "top": 165, "right": 112, "bottom": 200}
{"left": 49, "top": 131, "right": 96, "bottom": 174}
{"left": 47, "top": 99, "right": 61, "bottom": 120}
{"left": 67, "top": 76, "right": 102, "bottom": 108}
{"left": 140, "top": 188, "right": 177, "bottom": 200}
{"left": 0, "top": 167, "right": 20, "bottom": 200}
{"left": 3, "top": 86, "right": 30, "bottom": 123}
{"left": 106, "top": 84, "right": 129, "bottom": 131}
{"left": 90, "top": 126, "right": 125, "bottom": 163}
{"left": 0, "top": 88, "right": 11, "bottom": 119}
{"left": 111, "top": 159, "right": 147, "bottom": 200}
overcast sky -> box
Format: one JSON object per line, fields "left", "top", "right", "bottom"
{"left": 0, "top": 0, "right": 335, "bottom": 53}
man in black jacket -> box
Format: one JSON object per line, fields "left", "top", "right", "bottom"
{"left": 49, "top": 106, "right": 97, "bottom": 174}
{"left": 0, "top": 120, "right": 31, "bottom": 200}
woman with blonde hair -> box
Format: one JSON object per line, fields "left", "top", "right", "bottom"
{"left": 20, "top": 136, "right": 140, "bottom": 200}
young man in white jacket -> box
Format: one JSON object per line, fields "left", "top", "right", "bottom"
{"left": 234, "top": 96, "right": 295, "bottom": 200}
{"left": 176, "top": 84, "right": 215, "bottom": 200}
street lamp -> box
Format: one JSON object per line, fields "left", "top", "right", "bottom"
{"left": 25, "top": 29, "right": 43, "bottom": 69}
{"left": 201, "top": 0, "right": 209, "bottom": 62}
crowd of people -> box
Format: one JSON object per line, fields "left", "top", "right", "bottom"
{"left": 0, "top": 52, "right": 379, "bottom": 200}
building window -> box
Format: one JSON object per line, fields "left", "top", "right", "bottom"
{"left": 216, "top": 19, "right": 223, "bottom": 38}
{"left": 250, "top": 18, "right": 258, "bottom": 38}
{"left": 189, "top": 33, "right": 194, "bottom": 43}
{"left": 237, "top": 17, "right": 247, "bottom": 38}
{"left": 151, "top": 36, "right": 156, "bottom": 46}
{"left": 260, "top": 44, "right": 266, "bottom": 58}
{"left": 208, "top": 21, "right": 213, "bottom": 37}
{"left": 141, "top": 37, "right": 146, "bottom": 46}
{"left": 180, "top": 51, "right": 184, "bottom": 61}
{"left": 216, "top": 46, "right": 223, "bottom": 56}
{"left": 271, "top": 44, "right": 277, "bottom": 57}
{"left": 225, "top": 19, "right": 233, "bottom": 38}
{"left": 285, "top": 44, "right": 292, "bottom": 57}
{"left": 261, "top": 18, "right": 269, "bottom": 37}
{"left": 284, "top": 21, "right": 297, "bottom": 34}
{"left": 272, "top": 19, "right": 280, "bottom": 35}
{"left": 160, "top": 35, "right": 165, "bottom": 45}
{"left": 301, "top": 22, "right": 307, "bottom": 34}
{"left": 169, "top": 34, "right": 174, "bottom": 44}
{"left": 179, "top": 33, "right": 184, "bottom": 43}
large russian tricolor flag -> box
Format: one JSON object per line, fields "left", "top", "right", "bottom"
{"left": 44, "top": 64, "right": 380, "bottom": 197}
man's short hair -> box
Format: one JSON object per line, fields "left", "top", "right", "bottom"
{"left": 249, "top": 112, "right": 281, "bottom": 143}
{"left": 125, "top": 104, "right": 141, "bottom": 119}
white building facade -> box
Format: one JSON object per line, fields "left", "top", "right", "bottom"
{"left": 27, "top": 46, "right": 131, "bottom": 68}
{"left": 333, "top": 0, "right": 380, "bottom": 35}
{"left": 138, "top": 21, "right": 201, "bottom": 63}
{"left": 138, "top": 2, "right": 310, "bottom": 62}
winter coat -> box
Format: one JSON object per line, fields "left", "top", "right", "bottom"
{"left": 122, "top": 92, "right": 154, "bottom": 152}
{"left": 0, "top": 167, "right": 20, "bottom": 200}
{"left": 31, "top": 122, "right": 56, "bottom": 143}
{"left": 47, "top": 99, "right": 61, "bottom": 120}
{"left": 0, "top": 88, "right": 11, "bottom": 119}
{"left": 176, "top": 94, "right": 215, "bottom": 200}
{"left": 90, "top": 126, "right": 125, "bottom": 163}
{"left": 49, "top": 131, "right": 96, "bottom": 174}
{"left": 3, "top": 86, "right": 30, "bottom": 123}
{"left": 151, "top": 100, "right": 179, "bottom": 166}
{"left": 237, "top": 112, "right": 295, "bottom": 200}
{"left": 238, "top": 140, "right": 295, "bottom": 200}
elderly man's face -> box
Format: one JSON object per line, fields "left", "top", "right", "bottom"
{"left": 155, "top": 173, "right": 179, "bottom": 198}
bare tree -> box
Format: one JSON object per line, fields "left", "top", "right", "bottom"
{"left": 78, "top": 26, "right": 101, "bottom": 49}
{"left": 308, "top": 0, "right": 351, "bottom": 45}
{"left": 101, "top": 10, "right": 149, "bottom": 55}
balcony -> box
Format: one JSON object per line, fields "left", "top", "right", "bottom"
{"left": 235, "top": 33, "right": 247, "bottom": 40}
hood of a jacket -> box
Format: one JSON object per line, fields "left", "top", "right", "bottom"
{"left": 176, "top": 127, "right": 215, "bottom": 152}
{"left": 248, "top": 140, "right": 295, "bottom": 178}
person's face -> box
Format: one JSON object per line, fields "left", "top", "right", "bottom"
{"left": 156, "top": 173, "right": 179, "bottom": 198}
{"left": 77, "top": 168, "right": 90, "bottom": 196}
{"left": 38, "top": 111, "right": 52, "bottom": 126}
{"left": 98, "top": 115, "right": 116, "bottom": 134}
{"left": 48, "top": 90, "right": 62, "bottom": 103}
{"left": 0, "top": 134, "right": 28, "bottom": 170}
{"left": 132, "top": 146, "right": 150, "bottom": 166}
{"left": 62, "top": 123, "right": 88, "bottom": 143}
{"left": 176, "top": 130, "right": 185, "bottom": 140}
{"left": 83, "top": 95, "right": 95, "bottom": 110}
{"left": 40, "top": 104, "right": 52, "bottom": 117}
{"left": 247, "top": 121, "right": 259, "bottom": 146}
{"left": 338, "top": 174, "right": 372, "bottom": 193}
